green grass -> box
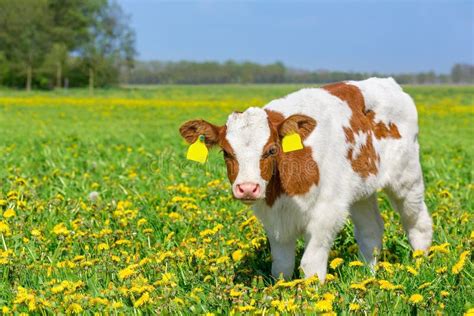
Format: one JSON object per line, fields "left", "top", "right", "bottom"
{"left": 0, "top": 85, "right": 472, "bottom": 314}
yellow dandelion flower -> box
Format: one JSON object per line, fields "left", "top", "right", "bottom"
{"left": 406, "top": 266, "right": 418, "bottom": 275}
{"left": 230, "top": 288, "right": 242, "bottom": 297}
{"left": 3, "top": 208, "right": 16, "bottom": 218}
{"left": 0, "top": 221, "right": 11, "bottom": 234}
{"left": 452, "top": 251, "right": 470, "bottom": 274}
{"left": 112, "top": 301, "right": 124, "bottom": 309}
{"left": 315, "top": 299, "right": 333, "bottom": 312}
{"left": 52, "top": 223, "right": 69, "bottom": 236}
{"left": 118, "top": 265, "right": 136, "bottom": 280}
{"left": 349, "top": 260, "right": 364, "bottom": 267}
{"left": 329, "top": 258, "right": 344, "bottom": 269}
{"left": 409, "top": 294, "right": 423, "bottom": 304}
{"left": 436, "top": 266, "right": 447, "bottom": 273}
{"left": 349, "top": 303, "right": 361, "bottom": 311}
{"left": 134, "top": 292, "right": 150, "bottom": 308}
{"left": 31, "top": 229, "right": 41, "bottom": 237}
{"left": 413, "top": 250, "right": 425, "bottom": 258}
{"left": 440, "top": 291, "right": 449, "bottom": 297}
{"left": 464, "top": 308, "right": 474, "bottom": 316}
{"left": 97, "top": 243, "right": 109, "bottom": 251}
{"left": 232, "top": 250, "right": 244, "bottom": 262}
{"left": 66, "top": 303, "right": 83, "bottom": 314}
{"left": 429, "top": 243, "right": 450, "bottom": 254}
{"left": 350, "top": 283, "right": 367, "bottom": 291}
{"left": 418, "top": 282, "right": 431, "bottom": 290}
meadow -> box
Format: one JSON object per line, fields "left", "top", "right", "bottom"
{"left": 0, "top": 84, "right": 472, "bottom": 314}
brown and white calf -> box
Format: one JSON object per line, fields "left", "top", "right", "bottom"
{"left": 179, "top": 78, "right": 433, "bottom": 282}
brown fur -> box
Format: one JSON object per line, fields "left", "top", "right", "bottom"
{"left": 263, "top": 110, "right": 319, "bottom": 206}
{"left": 323, "top": 82, "right": 401, "bottom": 178}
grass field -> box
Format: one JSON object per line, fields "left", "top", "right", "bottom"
{"left": 0, "top": 84, "right": 472, "bottom": 314}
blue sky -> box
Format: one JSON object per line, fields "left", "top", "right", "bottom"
{"left": 117, "top": 0, "right": 473, "bottom": 73}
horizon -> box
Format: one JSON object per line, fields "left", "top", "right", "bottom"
{"left": 118, "top": 0, "right": 473, "bottom": 74}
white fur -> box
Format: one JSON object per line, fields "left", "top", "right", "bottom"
{"left": 225, "top": 78, "right": 433, "bottom": 282}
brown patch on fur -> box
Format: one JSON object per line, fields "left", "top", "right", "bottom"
{"left": 179, "top": 120, "right": 222, "bottom": 147}
{"left": 262, "top": 110, "right": 320, "bottom": 206}
{"left": 218, "top": 127, "right": 239, "bottom": 184}
{"left": 323, "top": 82, "right": 401, "bottom": 178}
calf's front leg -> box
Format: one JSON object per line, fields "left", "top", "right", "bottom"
{"left": 300, "top": 204, "right": 347, "bottom": 282}
{"left": 268, "top": 235, "right": 296, "bottom": 280}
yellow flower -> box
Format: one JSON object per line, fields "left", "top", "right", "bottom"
{"left": 464, "top": 308, "right": 474, "bottom": 316}
{"left": 429, "top": 242, "right": 450, "bottom": 254}
{"left": 118, "top": 265, "right": 137, "bottom": 280}
{"left": 97, "top": 243, "right": 109, "bottom": 251}
{"left": 31, "top": 229, "right": 41, "bottom": 237}
{"left": 406, "top": 266, "right": 418, "bottom": 275}
{"left": 349, "top": 260, "right": 364, "bottom": 267}
{"left": 3, "top": 208, "right": 16, "bottom": 218}
{"left": 409, "top": 294, "right": 423, "bottom": 304}
{"left": 0, "top": 221, "right": 11, "bottom": 234}
{"left": 134, "top": 292, "right": 150, "bottom": 307}
{"left": 350, "top": 283, "right": 367, "bottom": 291}
{"left": 315, "top": 300, "right": 333, "bottom": 312}
{"left": 66, "top": 303, "right": 83, "bottom": 314}
{"left": 412, "top": 250, "right": 425, "bottom": 258}
{"left": 230, "top": 288, "right": 242, "bottom": 297}
{"left": 232, "top": 249, "right": 244, "bottom": 262}
{"left": 329, "top": 258, "right": 344, "bottom": 269}
{"left": 379, "top": 280, "right": 403, "bottom": 291}
{"left": 111, "top": 301, "right": 124, "bottom": 309}
{"left": 52, "top": 223, "right": 69, "bottom": 236}
{"left": 440, "top": 291, "right": 449, "bottom": 297}
{"left": 349, "top": 303, "right": 361, "bottom": 311}
{"left": 452, "top": 251, "right": 470, "bottom": 274}
{"left": 436, "top": 267, "right": 447, "bottom": 273}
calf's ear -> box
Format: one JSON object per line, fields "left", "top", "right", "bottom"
{"left": 179, "top": 120, "right": 222, "bottom": 147}
{"left": 278, "top": 114, "right": 316, "bottom": 140}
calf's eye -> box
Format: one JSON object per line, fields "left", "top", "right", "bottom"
{"left": 264, "top": 146, "right": 278, "bottom": 157}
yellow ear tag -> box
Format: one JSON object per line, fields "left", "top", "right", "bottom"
{"left": 186, "top": 135, "right": 208, "bottom": 163}
{"left": 282, "top": 133, "right": 303, "bottom": 153}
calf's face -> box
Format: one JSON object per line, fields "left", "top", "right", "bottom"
{"left": 179, "top": 107, "right": 315, "bottom": 204}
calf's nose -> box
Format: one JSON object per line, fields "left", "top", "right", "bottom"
{"left": 234, "top": 182, "right": 260, "bottom": 199}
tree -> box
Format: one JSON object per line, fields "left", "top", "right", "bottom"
{"left": 0, "top": 0, "right": 52, "bottom": 90}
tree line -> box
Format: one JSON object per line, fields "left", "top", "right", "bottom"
{"left": 129, "top": 61, "right": 474, "bottom": 85}
{"left": 0, "top": 0, "right": 135, "bottom": 91}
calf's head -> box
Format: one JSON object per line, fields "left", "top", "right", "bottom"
{"left": 179, "top": 107, "right": 316, "bottom": 204}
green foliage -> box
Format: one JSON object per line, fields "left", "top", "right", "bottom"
{"left": 0, "top": 85, "right": 472, "bottom": 314}
{"left": 0, "top": 0, "right": 135, "bottom": 90}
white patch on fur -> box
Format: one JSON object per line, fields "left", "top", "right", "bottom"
{"left": 225, "top": 107, "right": 270, "bottom": 197}
{"left": 352, "top": 132, "right": 368, "bottom": 159}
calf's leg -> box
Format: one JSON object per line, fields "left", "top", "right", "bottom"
{"left": 300, "top": 203, "right": 347, "bottom": 282}
{"left": 385, "top": 161, "right": 433, "bottom": 252}
{"left": 268, "top": 235, "right": 296, "bottom": 280}
{"left": 350, "top": 194, "right": 384, "bottom": 268}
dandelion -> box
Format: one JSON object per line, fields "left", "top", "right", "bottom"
{"left": 232, "top": 249, "right": 244, "bottom": 262}
{"left": 329, "top": 258, "right": 344, "bottom": 269}
{"left": 409, "top": 294, "right": 423, "bottom": 304}
{"left": 349, "top": 260, "right": 364, "bottom": 267}
{"left": 452, "top": 251, "right": 470, "bottom": 274}
{"left": 315, "top": 300, "right": 333, "bottom": 312}
{"left": 406, "top": 266, "right": 418, "bottom": 276}
{"left": 134, "top": 292, "right": 150, "bottom": 308}
{"left": 350, "top": 283, "right": 367, "bottom": 291}
{"left": 3, "top": 208, "right": 16, "bottom": 218}
{"left": 440, "top": 291, "right": 449, "bottom": 297}
{"left": 52, "top": 223, "right": 69, "bottom": 236}
{"left": 349, "top": 303, "right": 361, "bottom": 311}
{"left": 88, "top": 191, "right": 99, "bottom": 202}
{"left": 118, "top": 265, "right": 137, "bottom": 280}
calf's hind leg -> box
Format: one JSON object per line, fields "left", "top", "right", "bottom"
{"left": 350, "top": 194, "right": 384, "bottom": 267}
{"left": 386, "top": 175, "right": 433, "bottom": 252}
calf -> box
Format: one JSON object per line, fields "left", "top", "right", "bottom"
{"left": 179, "top": 78, "right": 433, "bottom": 282}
